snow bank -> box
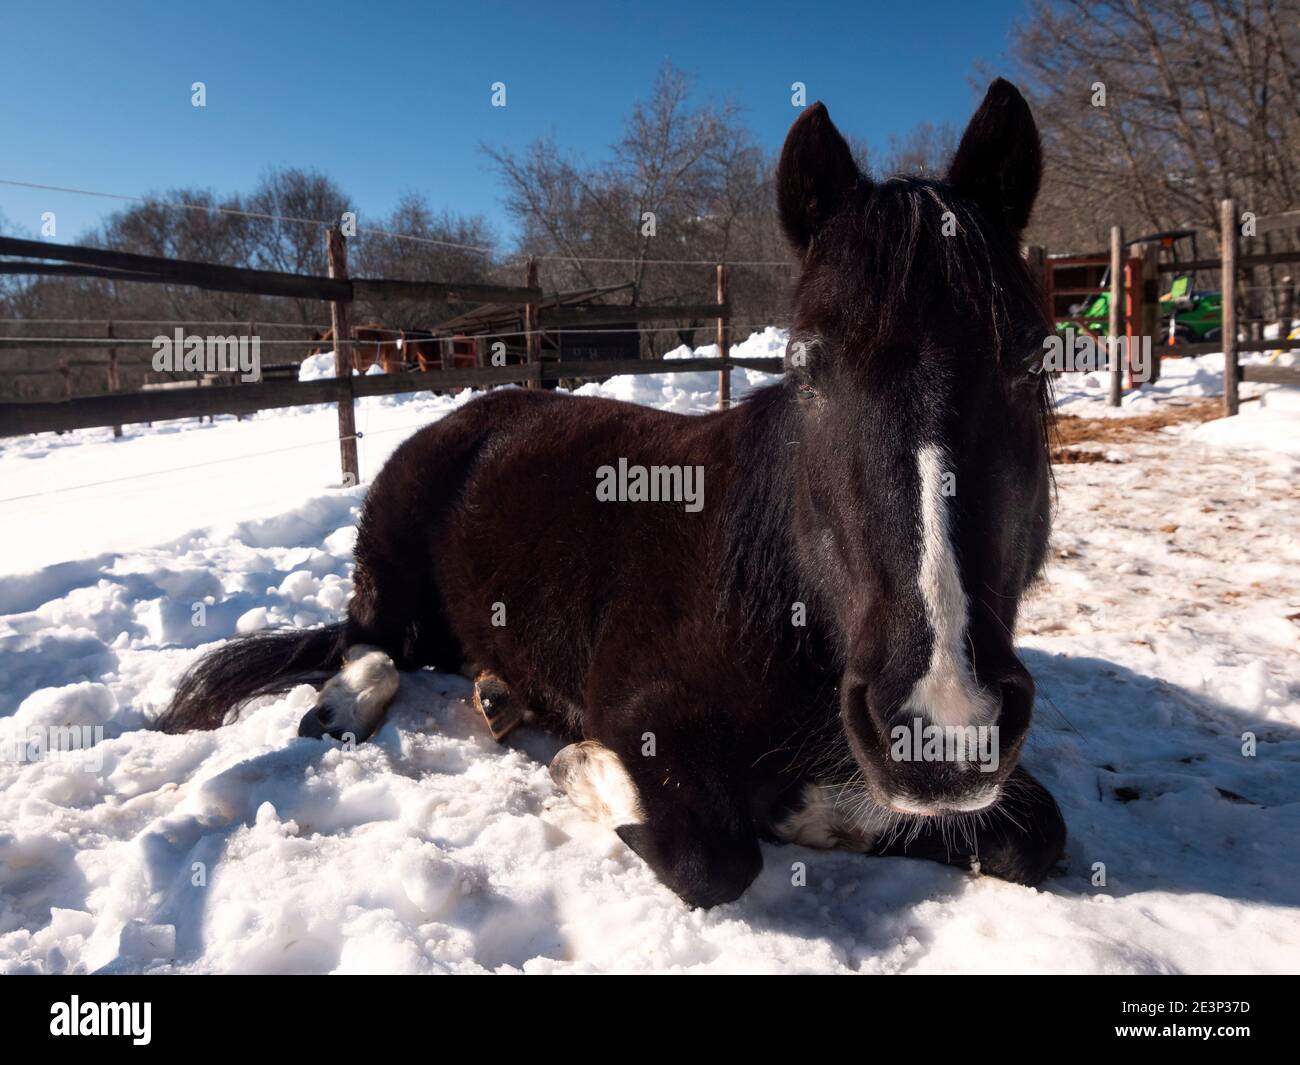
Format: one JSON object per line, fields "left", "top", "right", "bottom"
{"left": 300, "top": 352, "right": 388, "bottom": 381}
{"left": 1052, "top": 344, "right": 1298, "bottom": 418}
{"left": 1191, "top": 386, "right": 1300, "bottom": 456}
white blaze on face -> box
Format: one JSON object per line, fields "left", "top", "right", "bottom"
{"left": 902, "top": 445, "right": 998, "bottom": 728}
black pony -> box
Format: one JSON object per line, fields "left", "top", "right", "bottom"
{"left": 160, "top": 79, "right": 1066, "bottom": 908}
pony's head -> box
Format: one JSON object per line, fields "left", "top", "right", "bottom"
{"left": 777, "top": 79, "right": 1052, "bottom": 816}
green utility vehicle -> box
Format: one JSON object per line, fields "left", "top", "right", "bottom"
{"left": 1054, "top": 230, "right": 1223, "bottom": 342}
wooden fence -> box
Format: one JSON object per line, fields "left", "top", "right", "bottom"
{"left": 1034, "top": 200, "right": 1300, "bottom": 414}
{"left": 0, "top": 233, "right": 780, "bottom": 480}
{"left": 5, "top": 198, "right": 1299, "bottom": 483}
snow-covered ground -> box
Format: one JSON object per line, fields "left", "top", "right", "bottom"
{"left": 1, "top": 331, "right": 1297, "bottom": 974}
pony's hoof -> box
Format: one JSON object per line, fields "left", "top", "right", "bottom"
{"left": 296, "top": 689, "right": 368, "bottom": 743}
{"left": 473, "top": 671, "right": 524, "bottom": 742}
{"left": 297, "top": 705, "right": 331, "bottom": 740}
{"left": 296, "top": 644, "right": 399, "bottom": 743}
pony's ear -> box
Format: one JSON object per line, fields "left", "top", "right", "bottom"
{"left": 947, "top": 78, "right": 1042, "bottom": 234}
{"left": 777, "top": 102, "right": 861, "bottom": 254}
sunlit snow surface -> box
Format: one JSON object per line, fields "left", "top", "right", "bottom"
{"left": 1, "top": 331, "right": 1297, "bottom": 973}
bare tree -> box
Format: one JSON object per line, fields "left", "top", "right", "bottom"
{"left": 240, "top": 169, "right": 350, "bottom": 324}
{"left": 352, "top": 193, "right": 497, "bottom": 328}
{"left": 94, "top": 189, "right": 259, "bottom": 323}
{"left": 1010, "top": 0, "right": 1300, "bottom": 267}
{"left": 485, "top": 62, "right": 792, "bottom": 353}
{"left": 878, "top": 121, "right": 959, "bottom": 178}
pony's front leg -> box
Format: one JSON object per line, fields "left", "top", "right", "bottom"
{"left": 550, "top": 734, "right": 762, "bottom": 909}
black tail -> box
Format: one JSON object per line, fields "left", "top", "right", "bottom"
{"left": 156, "top": 623, "right": 347, "bottom": 733}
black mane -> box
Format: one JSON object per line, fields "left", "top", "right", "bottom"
{"left": 718, "top": 383, "right": 803, "bottom": 663}
{"left": 801, "top": 176, "right": 1050, "bottom": 376}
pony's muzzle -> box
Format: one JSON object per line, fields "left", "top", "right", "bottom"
{"left": 840, "top": 666, "right": 1035, "bottom": 816}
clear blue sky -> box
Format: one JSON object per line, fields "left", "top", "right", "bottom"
{"left": 0, "top": 0, "right": 1029, "bottom": 249}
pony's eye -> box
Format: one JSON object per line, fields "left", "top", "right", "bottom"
{"left": 794, "top": 377, "right": 818, "bottom": 401}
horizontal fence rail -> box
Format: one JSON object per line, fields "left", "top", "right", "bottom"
{"left": 1157, "top": 249, "right": 1300, "bottom": 273}
{"left": 0, "top": 356, "right": 786, "bottom": 437}
{"left": 538, "top": 304, "right": 730, "bottom": 326}
{"left": 0, "top": 235, "right": 543, "bottom": 305}
{"left": 1240, "top": 364, "right": 1300, "bottom": 385}
{"left": 1157, "top": 340, "right": 1295, "bottom": 357}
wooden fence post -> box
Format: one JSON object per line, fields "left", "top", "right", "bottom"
{"left": 1108, "top": 226, "right": 1125, "bottom": 407}
{"left": 1043, "top": 250, "right": 1058, "bottom": 326}
{"left": 1024, "top": 245, "right": 1048, "bottom": 319}
{"left": 327, "top": 227, "right": 361, "bottom": 485}
{"left": 237, "top": 318, "right": 255, "bottom": 422}
{"left": 716, "top": 264, "right": 731, "bottom": 410}
{"left": 1138, "top": 242, "right": 1161, "bottom": 384}
{"left": 106, "top": 319, "right": 122, "bottom": 437}
{"left": 59, "top": 343, "right": 72, "bottom": 400}
{"left": 524, "top": 258, "right": 541, "bottom": 388}
{"left": 1124, "top": 254, "right": 1140, "bottom": 389}
{"left": 1221, "top": 198, "right": 1239, "bottom": 417}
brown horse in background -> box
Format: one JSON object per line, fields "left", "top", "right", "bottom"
{"left": 309, "top": 323, "right": 404, "bottom": 374}
{"left": 400, "top": 329, "right": 443, "bottom": 372}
